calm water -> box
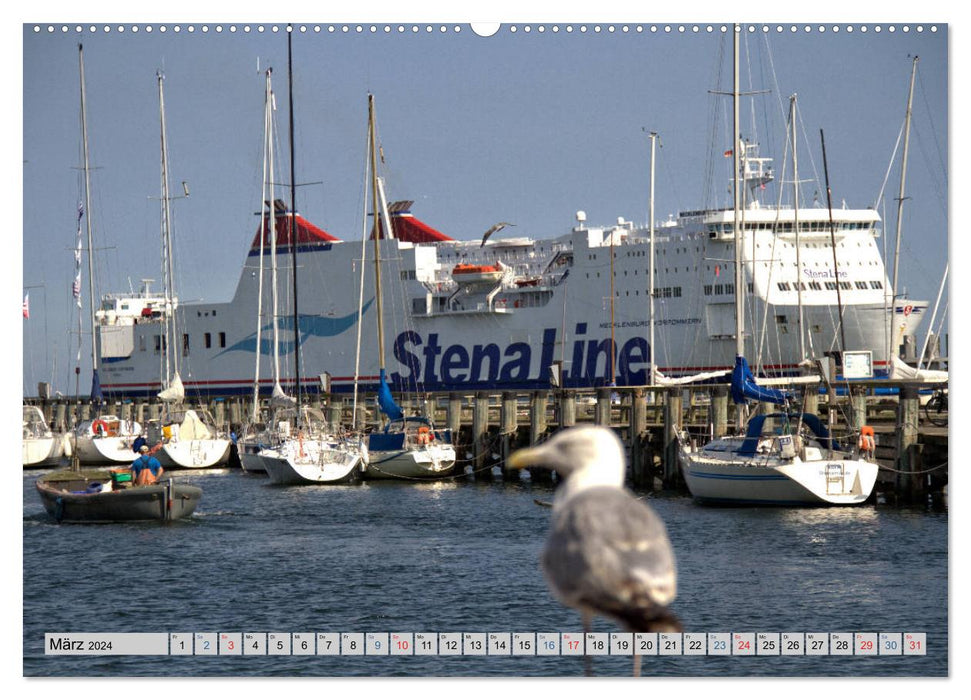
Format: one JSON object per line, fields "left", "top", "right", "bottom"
{"left": 22, "top": 466, "right": 948, "bottom": 677}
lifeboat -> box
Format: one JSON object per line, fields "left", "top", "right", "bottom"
{"left": 451, "top": 263, "right": 503, "bottom": 285}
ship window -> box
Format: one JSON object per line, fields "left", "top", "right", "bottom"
{"left": 870, "top": 280, "right": 884, "bottom": 289}
{"left": 809, "top": 281, "right": 822, "bottom": 290}
{"left": 714, "top": 284, "right": 724, "bottom": 295}
{"left": 139, "top": 335, "right": 146, "bottom": 352}
{"left": 839, "top": 281, "right": 853, "bottom": 290}
{"left": 775, "top": 315, "right": 788, "bottom": 324}
{"left": 205, "top": 332, "right": 212, "bottom": 349}
{"left": 183, "top": 334, "right": 190, "bottom": 356}
{"left": 855, "top": 281, "right": 869, "bottom": 290}
{"left": 703, "top": 285, "right": 713, "bottom": 295}
{"left": 219, "top": 332, "right": 226, "bottom": 348}
{"left": 824, "top": 282, "right": 838, "bottom": 290}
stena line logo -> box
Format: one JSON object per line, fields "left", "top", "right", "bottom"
{"left": 390, "top": 323, "right": 653, "bottom": 388}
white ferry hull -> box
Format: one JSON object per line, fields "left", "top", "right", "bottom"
{"left": 95, "top": 205, "right": 928, "bottom": 399}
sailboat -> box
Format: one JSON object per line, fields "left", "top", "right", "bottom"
{"left": 23, "top": 405, "right": 64, "bottom": 468}
{"left": 360, "top": 94, "right": 456, "bottom": 481}
{"left": 146, "top": 71, "right": 231, "bottom": 469}
{"left": 67, "top": 44, "right": 145, "bottom": 466}
{"left": 677, "top": 27, "right": 879, "bottom": 506}
{"left": 246, "top": 42, "right": 364, "bottom": 485}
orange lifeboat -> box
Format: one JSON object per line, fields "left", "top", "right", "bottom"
{"left": 451, "top": 263, "right": 503, "bottom": 285}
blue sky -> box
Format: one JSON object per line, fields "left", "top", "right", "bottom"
{"left": 20, "top": 18, "right": 950, "bottom": 396}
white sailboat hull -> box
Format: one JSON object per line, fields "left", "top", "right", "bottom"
{"left": 238, "top": 441, "right": 268, "bottom": 474}
{"left": 261, "top": 438, "right": 363, "bottom": 485}
{"left": 363, "top": 443, "right": 456, "bottom": 480}
{"left": 72, "top": 435, "right": 141, "bottom": 465}
{"left": 23, "top": 436, "right": 64, "bottom": 468}
{"left": 158, "top": 439, "right": 232, "bottom": 469}
{"left": 679, "top": 446, "right": 878, "bottom": 506}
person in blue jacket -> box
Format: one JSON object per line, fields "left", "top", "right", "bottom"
{"left": 131, "top": 445, "right": 164, "bottom": 485}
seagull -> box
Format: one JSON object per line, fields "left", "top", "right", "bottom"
{"left": 480, "top": 221, "right": 515, "bottom": 247}
{"left": 509, "top": 425, "right": 680, "bottom": 676}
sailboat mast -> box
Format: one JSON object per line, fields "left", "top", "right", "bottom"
{"left": 368, "top": 94, "right": 387, "bottom": 370}
{"left": 820, "top": 129, "right": 847, "bottom": 354}
{"left": 287, "top": 28, "right": 302, "bottom": 413}
{"left": 648, "top": 130, "right": 658, "bottom": 386}
{"left": 251, "top": 69, "right": 273, "bottom": 420}
{"left": 78, "top": 45, "right": 98, "bottom": 385}
{"left": 269, "top": 72, "right": 283, "bottom": 398}
{"left": 789, "top": 95, "right": 807, "bottom": 363}
{"left": 158, "top": 71, "right": 179, "bottom": 382}
{"left": 732, "top": 26, "right": 744, "bottom": 362}
{"left": 890, "top": 55, "right": 919, "bottom": 363}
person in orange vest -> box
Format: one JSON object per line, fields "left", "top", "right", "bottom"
{"left": 131, "top": 445, "right": 164, "bottom": 485}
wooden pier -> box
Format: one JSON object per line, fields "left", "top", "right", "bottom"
{"left": 26, "top": 379, "right": 947, "bottom": 505}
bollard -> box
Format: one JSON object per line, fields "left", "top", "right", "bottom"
{"left": 473, "top": 392, "right": 491, "bottom": 475}
{"left": 55, "top": 402, "right": 67, "bottom": 434}
{"left": 802, "top": 383, "right": 820, "bottom": 420}
{"left": 711, "top": 385, "right": 729, "bottom": 439}
{"left": 595, "top": 387, "right": 612, "bottom": 426}
{"left": 560, "top": 390, "right": 576, "bottom": 428}
{"left": 662, "top": 388, "right": 683, "bottom": 488}
{"left": 529, "top": 391, "right": 548, "bottom": 443}
{"left": 896, "top": 384, "right": 921, "bottom": 503}
{"left": 500, "top": 392, "right": 519, "bottom": 480}
{"left": 849, "top": 385, "right": 868, "bottom": 433}
{"left": 447, "top": 394, "right": 463, "bottom": 437}
{"left": 630, "top": 388, "right": 650, "bottom": 488}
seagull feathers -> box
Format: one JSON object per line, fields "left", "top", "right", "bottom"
{"left": 510, "top": 426, "right": 680, "bottom": 633}
{"left": 480, "top": 221, "right": 515, "bottom": 247}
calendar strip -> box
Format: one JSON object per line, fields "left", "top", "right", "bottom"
{"left": 45, "top": 632, "right": 927, "bottom": 656}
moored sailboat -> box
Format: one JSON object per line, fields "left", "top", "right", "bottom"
{"left": 245, "top": 40, "right": 364, "bottom": 485}
{"left": 360, "top": 94, "right": 456, "bottom": 481}
{"left": 69, "top": 43, "right": 145, "bottom": 465}
{"left": 23, "top": 405, "right": 64, "bottom": 468}
{"left": 677, "top": 27, "right": 879, "bottom": 507}
{"left": 147, "top": 71, "right": 231, "bottom": 469}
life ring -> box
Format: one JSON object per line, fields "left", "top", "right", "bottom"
{"left": 92, "top": 419, "right": 111, "bottom": 437}
{"left": 858, "top": 426, "right": 875, "bottom": 454}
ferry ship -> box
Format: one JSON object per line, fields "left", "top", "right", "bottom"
{"left": 95, "top": 142, "right": 926, "bottom": 400}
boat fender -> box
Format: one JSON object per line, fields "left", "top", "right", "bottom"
{"left": 858, "top": 426, "right": 875, "bottom": 454}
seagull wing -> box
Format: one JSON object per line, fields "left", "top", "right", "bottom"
{"left": 541, "top": 487, "right": 679, "bottom": 631}
{"left": 480, "top": 222, "right": 515, "bottom": 247}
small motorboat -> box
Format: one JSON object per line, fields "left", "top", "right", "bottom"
{"left": 35, "top": 468, "right": 202, "bottom": 523}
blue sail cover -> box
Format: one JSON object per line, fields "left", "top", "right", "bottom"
{"left": 90, "top": 369, "right": 103, "bottom": 404}
{"left": 377, "top": 368, "right": 404, "bottom": 421}
{"left": 730, "top": 356, "right": 789, "bottom": 406}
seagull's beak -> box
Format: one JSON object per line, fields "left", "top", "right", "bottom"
{"left": 508, "top": 443, "right": 551, "bottom": 470}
